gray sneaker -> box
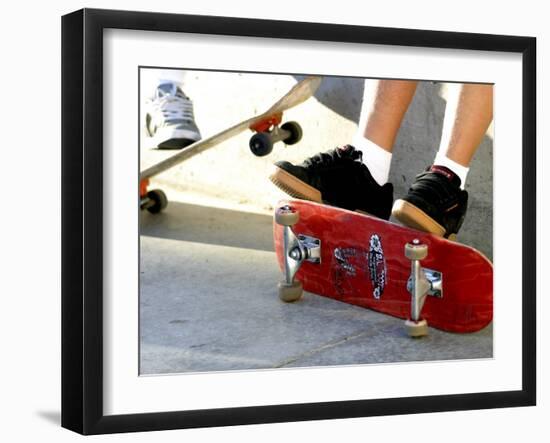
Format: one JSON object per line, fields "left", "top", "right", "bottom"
{"left": 145, "top": 81, "right": 201, "bottom": 149}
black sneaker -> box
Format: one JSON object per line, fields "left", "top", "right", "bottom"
{"left": 269, "top": 145, "right": 394, "bottom": 220}
{"left": 392, "top": 165, "right": 468, "bottom": 238}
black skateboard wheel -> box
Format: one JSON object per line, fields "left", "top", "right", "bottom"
{"left": 281, "top": 121, "right": 302, "bottom": 145}
{"left": 146, "top": 189, "right": 168, "bottom": 214}
{"left": 250, "top": 132, "right": 273, "bottom": 157}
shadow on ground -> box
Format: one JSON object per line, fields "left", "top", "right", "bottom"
{"left": 140, "top": 201, "right": 274, "bottom": 252}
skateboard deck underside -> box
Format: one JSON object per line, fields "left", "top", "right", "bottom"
{"left": 273, "top": 200, "right": 493, "bottom": 333}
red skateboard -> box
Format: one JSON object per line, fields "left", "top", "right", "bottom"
{"left": 273, "top": 200, "right": 493, "bottom": 336}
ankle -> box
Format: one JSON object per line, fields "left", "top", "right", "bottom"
{"left": 433, "top": 152, "right": 469, "bottom": 189}
{"left": 352, "top": 135, "right": 392, "bottom": 186}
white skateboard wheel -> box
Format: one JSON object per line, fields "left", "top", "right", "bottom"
{"left": 275, "top": 207, "right": 299, "bottom": 226}
{"left": 278, "top": 280, "right": 303, "bottom": 303}
{"left": 405, "top": 319, "right": 429, "bottom": 338}
{"left": 405, "top": 242, "right": 428, "bottom": 260}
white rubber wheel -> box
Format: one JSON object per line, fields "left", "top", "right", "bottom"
{"left": 405, "top": 242, "right": 428, "bottom": 260}
{"left": 405, "top": 319, "right": 429, "bottom": 338}
{"left": 275, "top": 207, "right": 299, "bottom": 226}
{"left": 278, "top": 280, "right": 303, "bottom": 302}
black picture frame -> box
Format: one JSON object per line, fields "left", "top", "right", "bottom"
{"left": 61, "top": 8, "right": 536, "bottom": 435}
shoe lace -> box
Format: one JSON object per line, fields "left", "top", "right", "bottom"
{"left": 151, "top": 88, "right": 195, "bottom": 122}
{"left": 303, "top": 146, "right": 362, "bottom": 169}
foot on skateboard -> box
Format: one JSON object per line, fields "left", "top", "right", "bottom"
{"left": 392, "top": 165, "right": 468, "bottom": 238}
{"left": 269, "top": 145, "right": 394, "bottom": 220}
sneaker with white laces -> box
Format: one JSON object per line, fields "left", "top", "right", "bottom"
{"left": 144, "top": 81, "right": 202, "bottom": 149}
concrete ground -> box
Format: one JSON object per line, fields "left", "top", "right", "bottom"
{"left": 139, "top": 190, "right": 492, "bottom": 375}
{"left": 139, "top": 72, "right": 493, "bottom": 375}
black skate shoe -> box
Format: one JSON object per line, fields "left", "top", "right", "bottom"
{"left": 392, "top": 165, "right": 468, "bottom": 238}
{"left": 269, "top": 145, "right": 394, "bottom": 220}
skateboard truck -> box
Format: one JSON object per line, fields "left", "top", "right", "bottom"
{"left": 404, "top": 239, "right": 443, "bottom": 338}
{"left": 275, "top": 205, "right": 321, "bottom": 302}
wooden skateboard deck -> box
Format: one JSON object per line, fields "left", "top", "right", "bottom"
{"left": 273, "top": 199, "right": 493, "bottom": 333}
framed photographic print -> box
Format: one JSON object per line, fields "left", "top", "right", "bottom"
{"left": 61, "top": 8, "right": 536, "bottom": 435}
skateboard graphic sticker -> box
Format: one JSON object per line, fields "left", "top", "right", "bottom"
{"left": 332, "top": 234, "right": 387, "bottom": 300}
{"left": 368, "top": 234, "right": 387, "bottom": 299}
{"left": 332, "top": 247, "right": 368, "bottom": 298}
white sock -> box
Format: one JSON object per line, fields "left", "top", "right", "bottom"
{"left": 352, "top": 134, "right": 392, "bottom": 186}
{"left": 433, "top": 152, "right": 469, "bottom": 189}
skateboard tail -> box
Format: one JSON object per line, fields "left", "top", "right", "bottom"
{"left": 265, "top": 76, "right": 322, "bottom": 115}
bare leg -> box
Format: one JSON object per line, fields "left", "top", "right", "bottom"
{"left": 359, "top": 80, "right": 419, "bottom": 152}
{"left": 439, "top": 83, "right": 493, "bottom": 166}
{"left": 392, "top": 82, "right": 494, "bottom": 237}
{"left": 269, "top": 78, "right": 419, "bottom": 217}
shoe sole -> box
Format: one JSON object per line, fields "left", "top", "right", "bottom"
{"left": 392, "top": 199, "right": 446, "bottom": 237}
{"left": 150, "top": 127, "right": 201, "bottom": 149}
{"left": 269, "top": 165, "right": 322, "bottom": 203}
{"left": 157, "top": 138, "right": 196, "bottom": 149}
